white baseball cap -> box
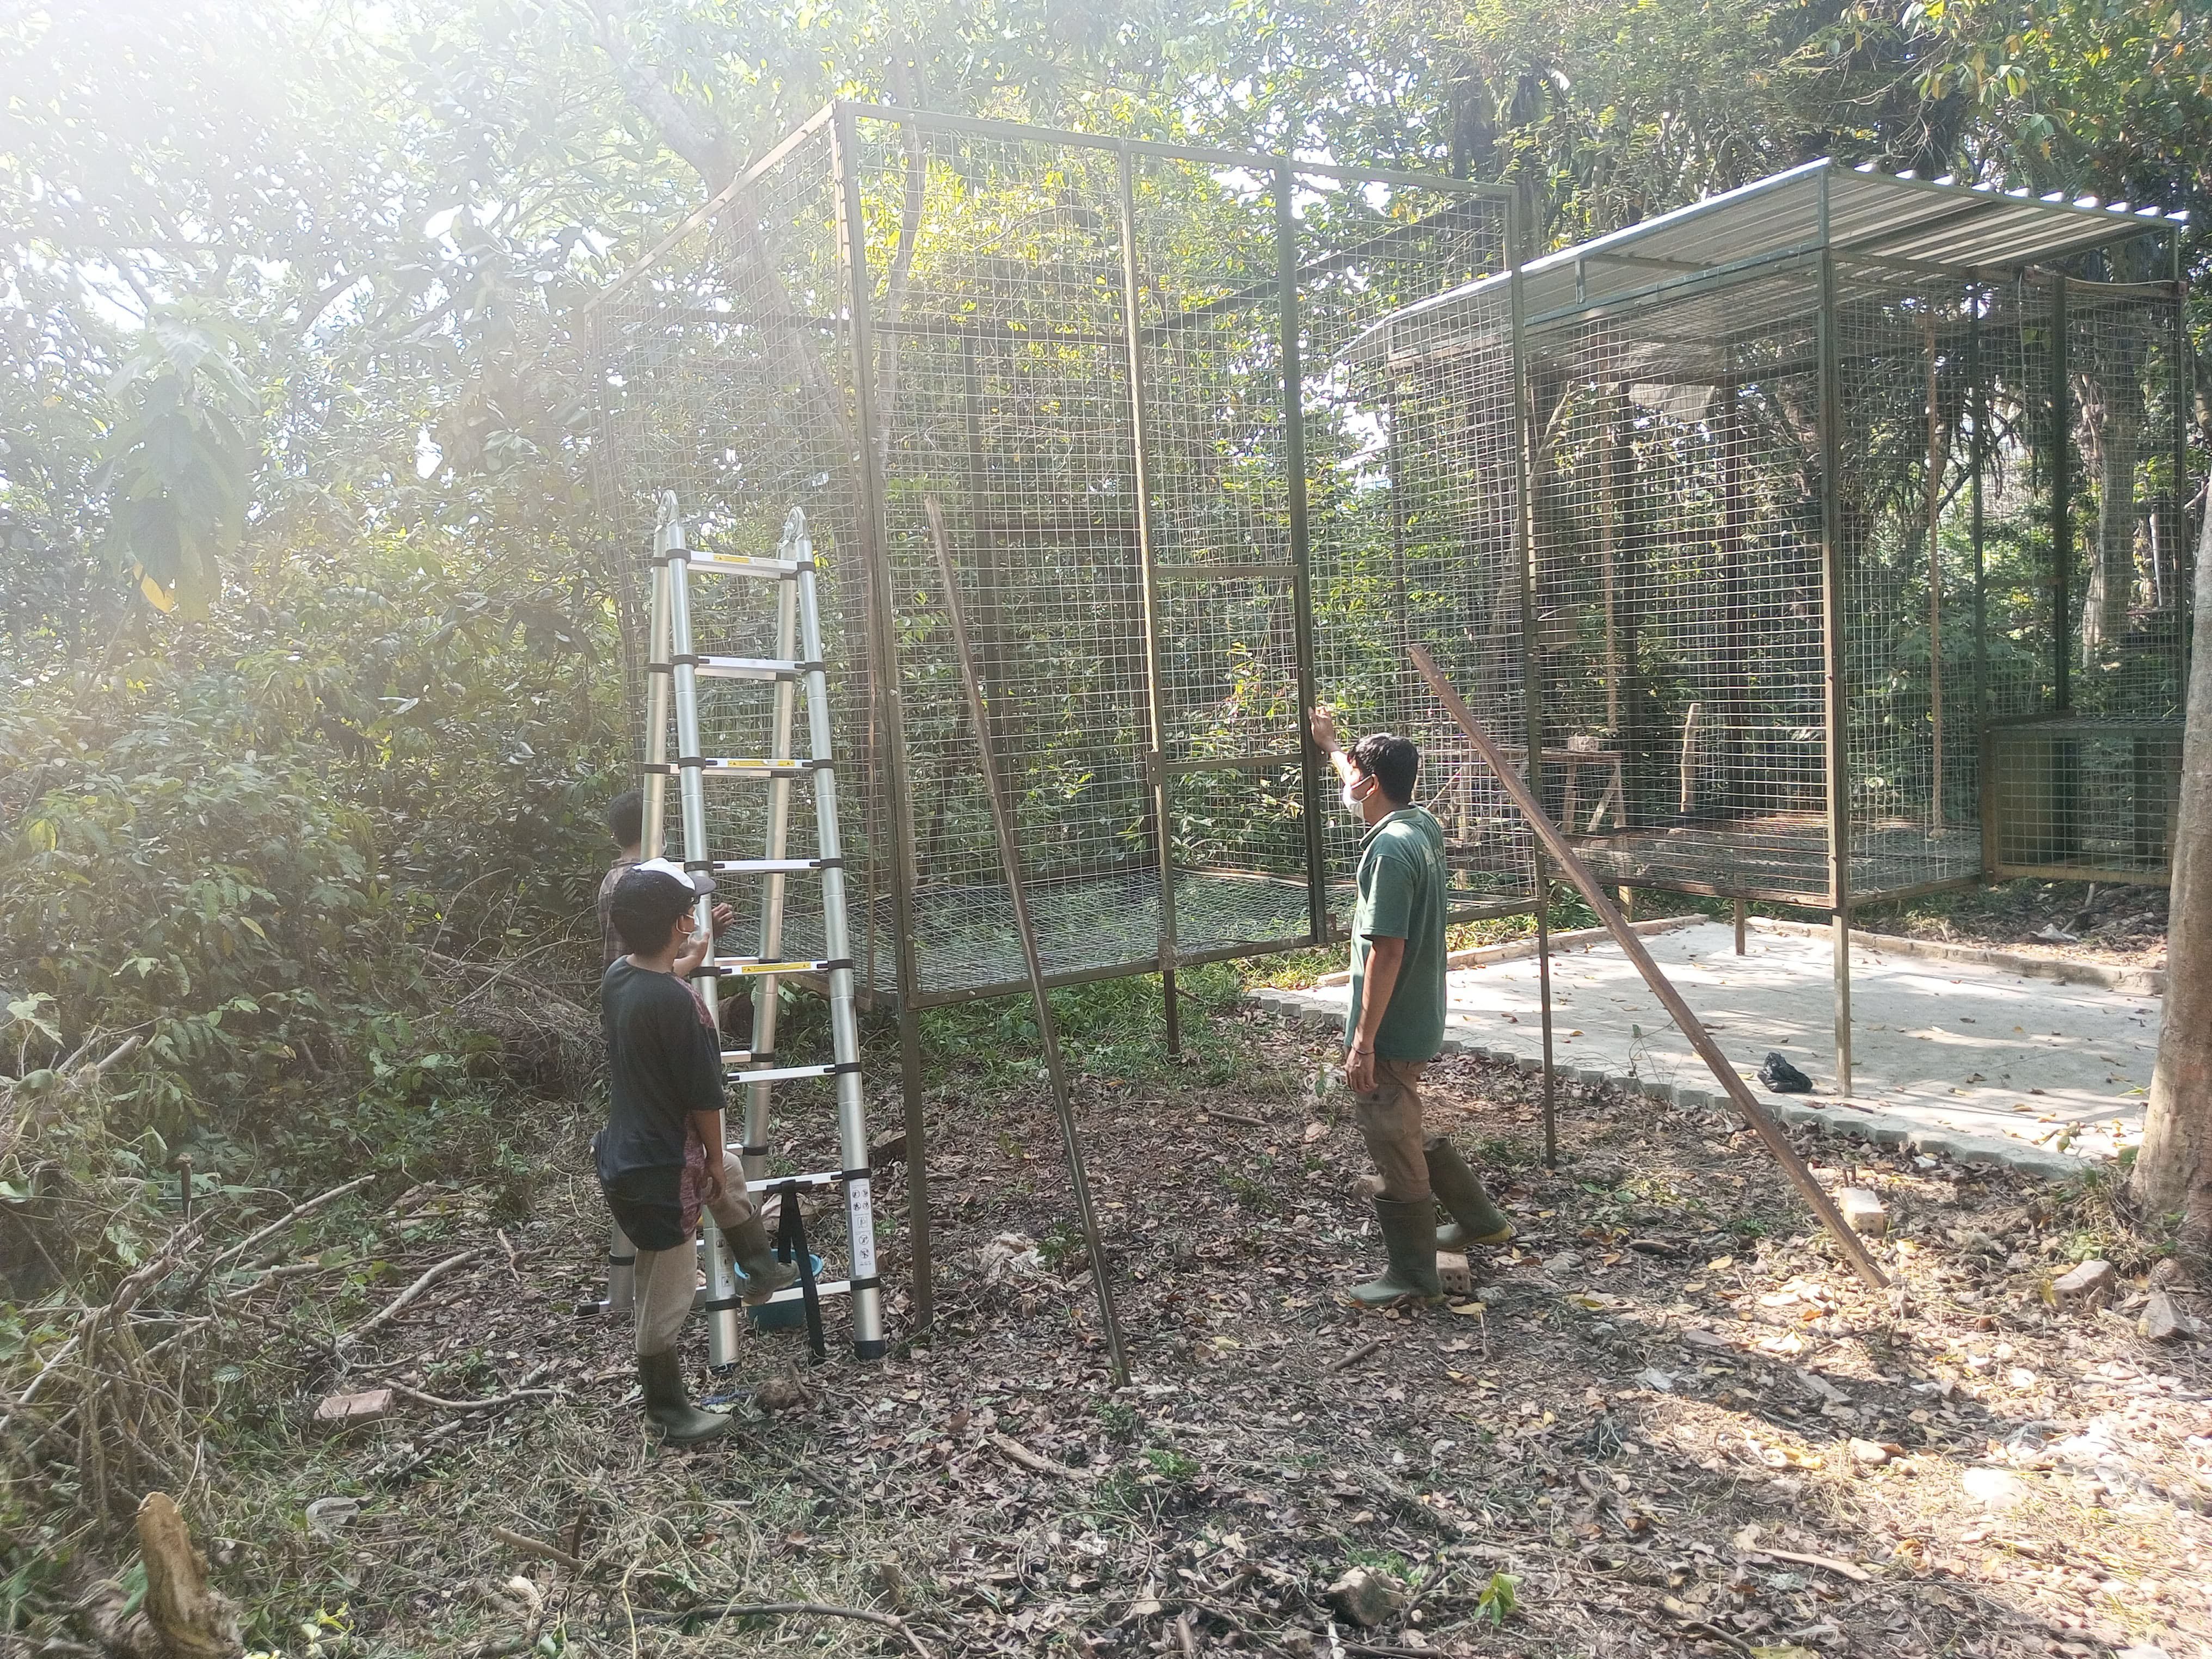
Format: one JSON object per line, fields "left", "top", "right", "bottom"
{"left": 629, "top": 856, "right": 717, "bottom": 896}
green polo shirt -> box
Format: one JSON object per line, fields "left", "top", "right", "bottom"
{"left": 1345, "top": 806, "right": 1449, "bottom": 1063}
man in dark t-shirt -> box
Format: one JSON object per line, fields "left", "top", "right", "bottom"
{"left": 597, "top": 790, "right": 644, "bottom": 970}
{"left": 599, "top": 861, "right": 795, "bottom": 1443}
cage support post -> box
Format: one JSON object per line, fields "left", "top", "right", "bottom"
{"left": 926, "top": 499, "right": 1131, "bottom": 1384}
{"left": 1409, "top": 644, "right": 1888, "bottom": 1289}
{"left": 2049, "top": 276, "right": 2081, "bottom": 861}
{"left": 1719, "top": 382, "right": 1747, "bottom": 806}
{"left": 1816, "top": 211, "right": 1854, "bottom": 1098}
{"left": 1535, "top": 878, "right": 1557, "bottom": 1167}
{"left": 2051, "top": 276, "right": 2073, "bottom": 713}
{"left": 832, "top": 104, "right": 932, "bottom": 1336}
{"left": 1733, "top": 898, "right": 1747, "bottom": 955}
{"left": 1970, "top": 288, "right": 1990, "bottom": 734}
{"left": 1925, "top": 310, "right": 1947, "bottom": 830}
{"left": 2171, "top": 263, "right": 2193, "bottom": 693}
{"left": 1277, "top": 166, "right": 1329, "bottom": 947}
{"left": 1115, "top": 143, "right": 1182, "bottom": 1055}
{"left": 1506, "top": 188, "right": 1555, "bottom": 1162}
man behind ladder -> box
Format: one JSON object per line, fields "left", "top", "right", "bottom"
{"left": 1309, "top": 709, "right": 1516, "bottom": 1305}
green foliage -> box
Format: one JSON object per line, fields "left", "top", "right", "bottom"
{"left": 97, "top": 314, "right": 261, "bottom": 619}
{"left": 2, "top": 679, "right": 384, "bottom": 1135}
{"left": 1473, "top": 1570, "right": 1521, "bottom": 1625}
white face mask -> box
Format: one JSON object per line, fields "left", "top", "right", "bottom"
{"left": 1341, "top": 777, "right": 1367, "bottom": 817}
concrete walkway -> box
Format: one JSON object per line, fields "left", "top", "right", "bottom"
{"left": 1250, "top": 919, "right": 2161, "bottom": 1168}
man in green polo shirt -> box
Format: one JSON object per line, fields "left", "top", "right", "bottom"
{"left": 1310, "top": 709, "right": 1515, "bottom": 1306}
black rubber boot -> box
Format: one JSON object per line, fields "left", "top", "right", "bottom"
{"left": 726, "top": 1212, "right": 800, "bottom": 1305}
{"left": 1348, "top": 1197, "right": 1445, "bottom": 1306}
{"left": 638, "top": 1349, "right": 732, "bottom": 1445}
{"left": 1426, "top": 1138, "right": 1515, "bottom": 1249}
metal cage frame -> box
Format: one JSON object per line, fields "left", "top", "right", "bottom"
{"left": 588, "top": 102, "right": 1537, "bottom": 1029}
{"left": 591, "top": 119, "right": 2193, "bottom": 1110}
{"left": 1345, "top": 159, "right": 2193, "bottom": 1089}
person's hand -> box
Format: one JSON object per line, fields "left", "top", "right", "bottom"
{"left": 1308, "top": 705, "right": 1341, "bottom": 755}
{"left": 709, "top": 901, "right": 735, "bottom": 937}
{"left": 698, "top": 1150, "right": 727, "bottom": 1208}
{"left": 1343, "top": 1044, "right": 1377, "bottom": 1096}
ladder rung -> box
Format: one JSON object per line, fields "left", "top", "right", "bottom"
{"left": 754, "top": 1277, "right": 851, "bottom": 1306}
{"left": 717, "top": 1049, "right": 755, "bottom": 1067}
{"left": 644, "top": 759, "right": 827, "bottom": 778}
{"left": 727, "top": 1165, "right": 850, "bottom": 1193}
{"left": 725, "top": 1061, "right": 841, "bottom": 1085}
{"left": 692, "top": 1279, "right": 851, "bottom": 1313}
{"left": 711, "top": 857, "right": 841, "bottom": 876}
{"left": 683, "top": 553, "right": 808, "bottom": 579}
{"left": 712, "top": 956, "right": 850, "bottom": 977}
{"left": 692, "top": 655, "right": 824, "bottom": 681}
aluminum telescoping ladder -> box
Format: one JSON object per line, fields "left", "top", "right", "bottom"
{"left": 609, "top": 494, "right": 884, "bottom": 1363}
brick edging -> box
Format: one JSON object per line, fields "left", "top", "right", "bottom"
{"left": 1746, "top": 915, "right": 2165, "bottom": 997}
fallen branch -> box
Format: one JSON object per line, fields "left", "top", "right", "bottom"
{"left": 1658, "top": 1603, "right": 1759, "bottom": 1658}
{"left": 339, "top": 1249, "right": 481, "bottom": 1348}
{"left": 1, "top": 1216, "right": 207, "bottom": 1435}
{"left": 664, "top": 1598, "right": 937, "bottom": 1659}
{"left": 1202, "top": 1108, "right": 1268, "bottom": 1129}
{"left": 989, "top": 1431, "right": 1090, "bottom": 1481}
{"left": 180, "top": 1173, "right": 380, "bottom": 1297}
{"left": 1749, "top": 1546, "right": 1873, "bottom": 1583}
{"left": 376, "top": 1365, "right": 551, "bottom": 1484}
{"left": 1330, "top": 1338, "right": 1387, "bottom": 1374}
{"left": 385, "top": 1381, "right": 559, "bottom": 1414}
{"left": 491, "top": 1525, "right": 587, "bottom": 1571}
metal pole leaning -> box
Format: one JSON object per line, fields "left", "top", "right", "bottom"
{"left": 926, "top": 497, "right": 1132, "bottom": 1384}
{"left": 1408, "top": 643, "right": 1890, "bottom": 1291}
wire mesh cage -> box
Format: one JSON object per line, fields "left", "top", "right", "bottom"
{"left": 589, "top": 106, "right": 1525, "bottom": 1009}
{"left": 1342, "top": 161, "right": 2192, "bottom": 920}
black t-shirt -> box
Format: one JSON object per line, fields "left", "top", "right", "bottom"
{"left": 596, "top": 958, "right": 723, "bottom": 1195}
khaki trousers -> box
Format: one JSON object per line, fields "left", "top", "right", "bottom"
{"left": 1353, "top": 1057, "right": 1430, "bottom": 1202}
{"left": 630, "top": 1178, "right": 761, "bottom": 1357}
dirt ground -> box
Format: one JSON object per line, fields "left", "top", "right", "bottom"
{"left": 177, "top": 987, "right": 2212, "bottom": 1659}
{"left": 1841, "top": 882, "right": 2170, "bottom": 974}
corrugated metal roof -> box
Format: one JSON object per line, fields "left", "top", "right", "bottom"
{"left": 1344, "top": 158, "right": 2183, "bottom": 366}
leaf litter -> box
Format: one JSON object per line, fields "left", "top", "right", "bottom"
{"left": 70, "top": 994, "right": 2212, "bottom": 1659}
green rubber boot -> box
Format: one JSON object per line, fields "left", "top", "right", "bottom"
{"left": 1427, "top": 1138, "right": 1515, "bottom": 1249}
{"left": 725, "top": 1212, "right": 801, "bottom": 1305}
{"left": 1348, "top": 1198, "right": 1445, "bottom": 1307}
{"left": 638, "top": 1348, "right": 732, "bottom": 1446}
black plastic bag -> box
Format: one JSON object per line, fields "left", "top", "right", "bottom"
{"left": 1758, "top": 1051, "right": 1813, "bottom": 1093}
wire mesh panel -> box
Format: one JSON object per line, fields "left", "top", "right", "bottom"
{"left": 1312, "top": 187, "right": 1527, "bottom": 919}
{"left": 1975, "top": 265, "right": 2190, "bottom": 883}
{"left": 1524, "top": 271, "right": 1836, "bottom": 904}
{"left": 592, "top": 129, "right": 2194, "bottom": 1008}
{"left": 1832, "top": 267, "right": 1988, "bottom": 898}
{"left": 586, "top": 122, "right": 880, "bottom": 986}
{"left": 851, "top": 116, "right": 1157, "bottom": 997}
{"left": 592, "top": 106, "right": 1519, "bottom": 1005}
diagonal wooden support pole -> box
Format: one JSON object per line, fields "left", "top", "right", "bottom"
{"left": 1409, "top": 643, "right": 1889, "bottom": 1289}
{"left": 926, "top": 497, "right": 1133, "bottom": 1382}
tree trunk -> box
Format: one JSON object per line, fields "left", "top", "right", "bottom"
{"left": 2076, "top": 345, "right": 2144, "bottom": 665}
{"left": 2131, "top": 494, "right": 2212, "bottom": 1259}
